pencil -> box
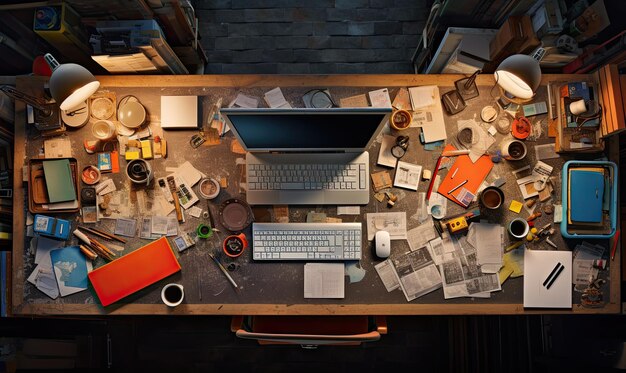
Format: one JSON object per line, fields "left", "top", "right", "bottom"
{"left": 448, "top": 179, "right": 468, "bottom": 195}
{"left": 209, "top": 253, "right": 239, "bottom": 290}
{"left": 80, "top": 226, "right": 127, "bottom": 244}
{"left": 611, "top": 229, "right": 620, "bottom": 261}
{"left": 441, "top": 149, "right": 470, "bottom": 157}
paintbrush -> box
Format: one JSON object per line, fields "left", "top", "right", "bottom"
{"left": 167, "top": 176, "right": 183, "bottom": 222}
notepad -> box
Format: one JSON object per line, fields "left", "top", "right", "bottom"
{"left": 42, "top": 159, "right": 76, "bottom": 203}
{"left": 568, "top": 169, "right": 604, "bottom": 223}
{"left": 88, "top": 237, "right": 181, "bottom": 306}
{"left": 161, "top": 96, "right": 199, "bottom": 129}
{"left": 304, "top": 263, "right": 345, "bottom": 299}
{"left": 523, "top": 249, "right": 572, "bottom": 308}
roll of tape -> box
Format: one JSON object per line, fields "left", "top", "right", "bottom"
{"left": 196, "top": 223, "right": 213, "bottom": 239}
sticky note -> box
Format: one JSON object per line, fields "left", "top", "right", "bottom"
{"left": 509, "top": 200, "right": 523, "bottom": 213}
{"left": 125, "top": 151, "right": 140, "bottom": 160}
{"left": 140, "top": 140, "right": 152, "bottom": 159}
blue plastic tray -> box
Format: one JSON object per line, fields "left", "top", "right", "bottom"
{"left": 561, "top": 160, "right": 617, "bottom": 239}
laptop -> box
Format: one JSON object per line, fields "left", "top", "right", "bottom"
{"left": 221, "top": 108, "right": 391, "bottom": 205}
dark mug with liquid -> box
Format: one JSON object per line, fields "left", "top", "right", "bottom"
{"left": 480, "top": 186, "right": 505, "bottom": 210}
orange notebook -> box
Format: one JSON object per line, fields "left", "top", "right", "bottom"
{"left": 437, "top": 145, "right": 493, "bottom": 207}
{"left": 88, "top": 237, "right": 181, "bottom": 307}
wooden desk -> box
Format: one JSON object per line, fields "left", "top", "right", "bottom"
{"left": 11, "top": 74, "right": 621, "bottom": 316}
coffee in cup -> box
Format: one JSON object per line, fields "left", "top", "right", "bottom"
{"left": 161, "top": 283, "right": 184, "bottom": 307}
{"left": 508, "top": 218, "right": 529, "bottom": 239}
{"left": 480, "top": 186, "right": 504, "bottom": 210}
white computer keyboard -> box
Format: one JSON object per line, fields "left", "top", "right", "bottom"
{"left": 252, "top": 222, "right": 362, "bottom": 260}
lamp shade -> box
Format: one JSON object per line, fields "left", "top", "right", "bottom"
{"left": 44, "top": 53, "right": 100, "bottom": 111}
{"left": 494, "top": 54, "right": 541, "bottom": 100}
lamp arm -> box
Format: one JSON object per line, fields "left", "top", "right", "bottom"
{"left": 0, "top": 85, "right": 52, "bottom": 112}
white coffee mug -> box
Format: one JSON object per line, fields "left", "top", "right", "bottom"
{"left": 161, "top": 283, "right": 184, "bottom": 307}
{"left": 92, "top": 120, "right": 116, "bottom": 140}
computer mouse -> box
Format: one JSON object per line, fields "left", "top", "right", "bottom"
{"left": 375, "top": 230, "right": 391, "bottom": 258}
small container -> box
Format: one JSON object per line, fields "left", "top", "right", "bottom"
{"left": 508, "top": 218, "right": 530, "bottom": 240}
{"left": 92, "top": 119, "right": 116, "bottom": 140}
{"left": 161, "top": 283, "right": 184, "bottom": 307}
{"left": 223, "top": 233, "right": 248, "bottom": 258}
{"left": 118, "top": 100, "right": 146, "bottom": 129}
{"left": 500, "top": 138, "right": 527, "bottom": 160}
{"left": 81, "top": 165, "right": 101, "bottom": 185}
{"left": 390, "top": 109, "right": 412, "bottom": 130}
{"left": 198, "top": 178, "right": 220, "bottom": 199}
{"left": 480, "top": 186, "right": 505, "bottom": 210}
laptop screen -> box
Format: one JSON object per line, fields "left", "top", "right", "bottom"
{"left": 221, "top": 108, "right": 391, "bottom": 152}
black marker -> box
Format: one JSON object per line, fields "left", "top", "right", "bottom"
{"left": 543, "top": 262, "right": 562, "bottom": 287}
{"left": 546, "top": 264, "right": 565, "bottom": 290}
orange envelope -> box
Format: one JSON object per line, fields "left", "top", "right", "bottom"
{"left": 88, "top": 237, "right": 181, "bottom": 307}
{"left": 437, "top": 145, "right": 493, "bottom": 207}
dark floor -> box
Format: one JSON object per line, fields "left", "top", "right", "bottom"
{"left": 197, "top": 0, "right": 427, "bottom": 74}
{"left": 2, "top": 315, "right": 626, "bottom": 372}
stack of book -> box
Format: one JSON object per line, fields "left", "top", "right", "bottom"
{"left": 566, "top": 165, "right": 611, "bottom": 235}
{"left": 28, "top": 158, "right": 80, "bottom": 214}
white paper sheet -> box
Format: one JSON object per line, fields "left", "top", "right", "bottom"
{"left": 523, "top": 250, "right": 572, "bottom": 308}
{"left": 304, "top": 263, "right": 345, "bottom": 298}
{"left": 366, "top": 212, "right": 407, "bottom": 241}
{"left": 406, "top": 223, "right": 437, "bottom": 251}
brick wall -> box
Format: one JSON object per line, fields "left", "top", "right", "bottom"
{"left": 196, "top": 0, "right": 429, "bottom": 74}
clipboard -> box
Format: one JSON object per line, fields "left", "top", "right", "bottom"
{"left": 437, "top": 145, "right": 493, "bottom": 207}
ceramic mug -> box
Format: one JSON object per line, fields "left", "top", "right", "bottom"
{"left": 508, "top": 218, "right": 530, "bottom": 240}
{"left": 500, "top": 138, "right": 527, "bottom": 161}
{"left": 223, "top": 233, "right": 248, "bottom": 258}
{"left": 92, "top": 119, "right": 116, "bottom": 140}
{"left": 161, "top": 283, "right": 184, "bottom": 307}
{"left": 480, "top": 186, "right": 505, "bottom": 210}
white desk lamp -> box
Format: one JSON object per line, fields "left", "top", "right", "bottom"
{"left": 44, "top": 53, "right": 100, "bottom": 111}
{"left": 494, "top": 54, "right": 542, "bottom": 102}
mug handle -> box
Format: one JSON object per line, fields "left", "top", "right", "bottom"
{"left": 237, "top": 233, "right": 248, "bottom": 249}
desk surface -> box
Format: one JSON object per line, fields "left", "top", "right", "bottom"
{"left": 11, "top": 74, "right": 621, "bottom": 316}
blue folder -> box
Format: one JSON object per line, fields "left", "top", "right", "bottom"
{"left": 570, "top": 170, "right": 604, "bottom": 223}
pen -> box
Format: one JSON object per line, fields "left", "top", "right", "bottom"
{"left": 447, "top": 179, "right": 468, "bottom": 195}
{"left": 451, "top": 168, "right": 458, "bottom": 179}
{"left": 209, "top": 252, "right": 239, "bottom": 290}
{"left": 543, "top": 262, "right": 562, "bottom": 287}
{"left": 546, "top": 264, "right": 564, "bottom": 290}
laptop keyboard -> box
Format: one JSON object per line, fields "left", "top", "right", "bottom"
{"left": 247, "top": 163, "right": 367, "bottom": 191}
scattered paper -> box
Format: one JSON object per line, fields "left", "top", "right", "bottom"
{"left": 408, "top": 86, "right": 447, "bottom": 143}
{"left": 572, "top": 241, "right": 605, "bottom": 285}
{"left": 393, "top": 161, "right": 422, "bottom": 191}
{"left": 553, "top": 204, "right": 563, "bottom": 223}
{"left": 339, "top": 94, "right": 369, "bottom": 108}
{"left": 35, "top": 236, "right": 64, "bottom": 265}
{"left": 377, "top": 135, "right": 397, "bottom": 168}
{"left": 44, "top": 137, "right": 72, "bottom": 158}
{"left": 406, "top": 223, "right": 437, "bottom": 252}
{"left": 95, "top": 178, "right": 116, "bottom": 196}
{"left": 366, "top": 212, "right": 407, "bottom": 241}
{"left": 534, "top": 143, "right": 560, "bottom": 160}
{"left": 264, "top": 87, "right": 291, "bottom": 108}
{"left": 27, "top": 264, "right": 59, "bottom": 299}
{"left": 229, "top": 93, "right": 259, "bottom": 108}
{"left": 466, "top": 222, "right": 504, "bottom": 273}
{"left": 304, "top": 263, "right": 345, "bottom": 298}
{"left": 337, "top": 206, "right": 360, "bottom": 215}
{"left": 187, "top": 206, "right": 203, "bottom": 218}
{"left": 375, "top": 259, "right": 400, "bottom": 292}
{"left": 392, "top": 88, "right": 411, "bottom": 110}
{"left": 371, "top": 171, "right": 392, "bottom": 192}
{"left": 392, "top": 247, "right": 442, "bottom": 301}
{"left": 114, "top": 218, "right": 137, "bottom": 237}
{"left": 368, "top": 88, "right": 392, "bottom": 108}
{"left": 166, "top": 215, "right": 178, "bottom": 237}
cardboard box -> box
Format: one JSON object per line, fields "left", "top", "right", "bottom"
{"left": 490, "top": 15, "right": 541, "bottom": 65}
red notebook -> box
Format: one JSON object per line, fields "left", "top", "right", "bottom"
{"left": 88, "top": 237, "right": 181, "bottom": 307}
